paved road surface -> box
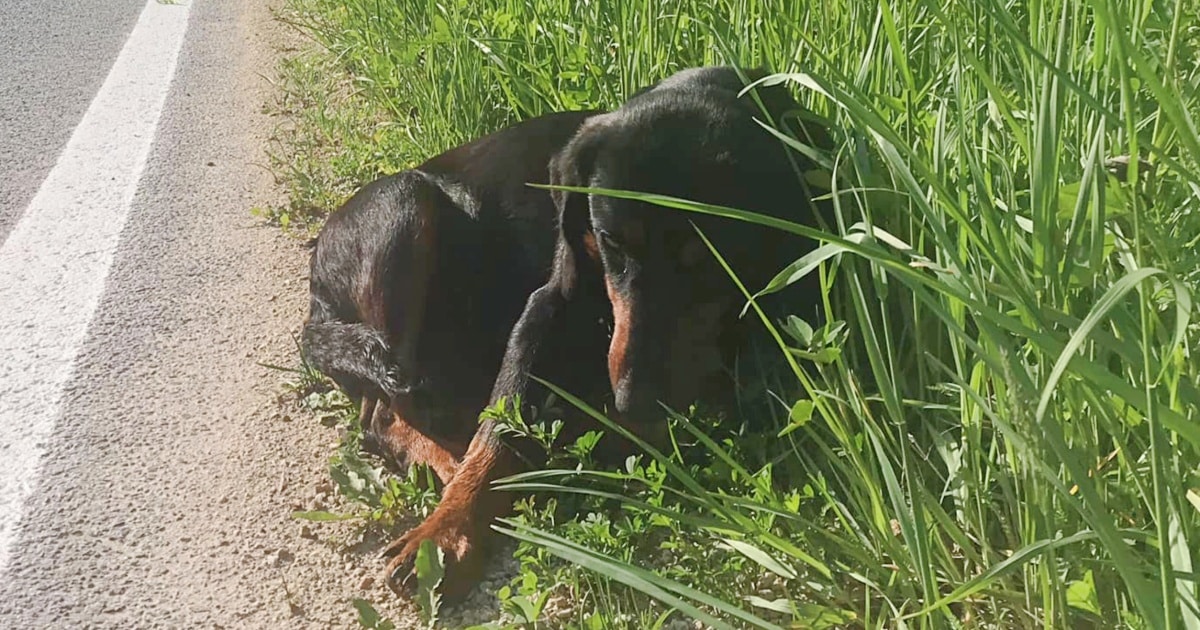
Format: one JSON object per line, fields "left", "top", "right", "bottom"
{"left": 0, "top": 1, "right": 438, "bottom": 626}
{"left": 0, "top": 0, "right": 147, "bottom": 244}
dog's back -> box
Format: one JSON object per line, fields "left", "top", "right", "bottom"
{"left": 302, "top": 111, "right": 599, "bottom": 426}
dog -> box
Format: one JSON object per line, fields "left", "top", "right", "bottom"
{"left": 302, "top": 110, "right": 604, "bottom": 484}
{"left": 376, "top": 66, "right": 831, "bottom": 600}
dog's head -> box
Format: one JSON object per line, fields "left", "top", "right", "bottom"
{"left": 548, "top": 66, "right": 828, "bottom": 422}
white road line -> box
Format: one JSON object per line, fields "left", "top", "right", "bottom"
{"left": 0, "top": 0, "right": 193, "bottom": 574}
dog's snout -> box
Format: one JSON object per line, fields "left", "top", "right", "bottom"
{"left": 613, "top": 375, "right": 661, "bottom": 422}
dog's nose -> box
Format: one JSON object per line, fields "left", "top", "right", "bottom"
{"left": 611, "top": 388, "right": 671, "bottom": 452}
{"left": 613, "top": 382, "right": 661, "bottom": 423}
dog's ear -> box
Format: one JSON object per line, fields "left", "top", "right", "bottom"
{"left": 546, "top": 119, "right": 606, "bottom": 298}
{"left": 739, "top": 67, "right": 800, "bottom": 127}
{"left": 741, "top": 66, "right": 834, "bottom": 152}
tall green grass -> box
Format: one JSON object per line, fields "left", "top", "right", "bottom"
{"left": 283, "top": 0, "right": 1200, "bottom": 627}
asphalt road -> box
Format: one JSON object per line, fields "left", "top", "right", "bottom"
{"left": 0, "top": 1, "right": 436, "bottom": 626}
{"left": 0, "top": 0, "right": 147, "bottom": 245}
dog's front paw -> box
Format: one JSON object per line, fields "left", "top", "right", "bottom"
{"left": 382, "top": 507, "right": 486, "bottom": 601}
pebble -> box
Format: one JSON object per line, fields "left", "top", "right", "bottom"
{"left": 272, "top": 549, "right": 295, "bottom": 567}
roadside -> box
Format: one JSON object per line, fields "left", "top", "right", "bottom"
{"left": 0, "top": 0, "right": 429, "bottom": 626}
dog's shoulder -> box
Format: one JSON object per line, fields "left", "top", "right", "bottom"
{"left": 414, "top": 111, "right": 602, "bottom": 219}
{"left": 419, "top": 111, "right": 600, "bottom": 178}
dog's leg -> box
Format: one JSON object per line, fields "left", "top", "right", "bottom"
{"left": 381, "top": 415, "right": 518, "bottom": 599}
{"left": 381, "top": 281, "right": 601, "bottom": 599}
{"left": 374, "top": 174, "right": 439, "bottom": 417}
{"left": 371, "top": 402, "right": 466, "bottom": 485}
{"left": 359, "top": 397, "right": 392, "bottom": 461}
{"left": 338, "top": 172, "right": 471, "bottom": 476}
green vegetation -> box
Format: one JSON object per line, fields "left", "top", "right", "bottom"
{"left": 273, "top": 0, "right": 1200, "bottom": 627}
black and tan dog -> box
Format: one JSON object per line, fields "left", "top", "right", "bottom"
{"left": 302, "top": 66, "right": 829, "bottom": 599}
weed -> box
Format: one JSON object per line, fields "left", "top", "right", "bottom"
{"left": 353, "top": 598, "right": 397, "bottom": 630}
{"left": 415, "top": 539, "right": 447, "bottom": 627}
{"left": 272, "top": 0, "right": 1200, "bottom": 627}
{"left": 271, "top": 345, "right": 440, "bottom": 528}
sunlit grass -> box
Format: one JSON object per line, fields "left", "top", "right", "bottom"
{"left": 280, "top": 0, "right": 1200, "bottom": 627}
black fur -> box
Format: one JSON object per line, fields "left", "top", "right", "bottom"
{"left": 302, "top": 111, "right": 601, "bottom": 441}
{"left": 490, "top": 65, "right": 831, "bottom": 424}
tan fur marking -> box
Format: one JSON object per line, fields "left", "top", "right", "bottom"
{"left": 378, "top": 405, "right": 465, "bottom": 485}
{"left": 581, "top": 231, "right": 601, "bottom": 262}
{"left": 605, "top": 276, "right": 632, "bottom": 393}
